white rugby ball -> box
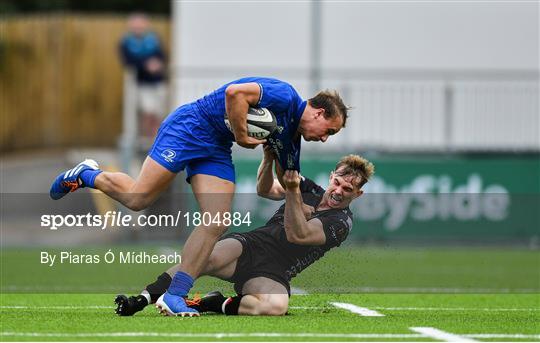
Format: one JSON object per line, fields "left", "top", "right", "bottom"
{"left": 225, "top": 107, "right": 277, "bottom": 139}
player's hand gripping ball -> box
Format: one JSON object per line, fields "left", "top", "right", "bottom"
{"left": 225, "top": 107, "right": 277, "bottom": 140}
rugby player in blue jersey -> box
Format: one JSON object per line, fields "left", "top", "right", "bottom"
{"left": 49, "top": 77, "right": 348, "bottom": 316}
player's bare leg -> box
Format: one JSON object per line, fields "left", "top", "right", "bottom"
{"left": 50, "top": 156, "right": 175, "bottom": 210}
{"left": 127, "top": 241, "right": 289, "bottom": 316}
{"left": 189, "top": 277, "right": 289, "bottom": 316}
{"left": 94, "top": 157, "right": 175, "bottom": 211}
{"left": 168, "top": 238, "right": 242, "bottom": 279}
{"left": 156, "top": 173, "right": 234, "bottom": 316}
{"left": 179, "top": 174, "right": 235, "bottom": 277}
{"left": 115, "top": 238, "right": 241, "bottom": 316}
{"left": 237, "top": 277, "right": 289, "bottom": 316}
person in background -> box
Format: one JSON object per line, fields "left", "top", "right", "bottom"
{"left": 119, "top": 13, "right": 167, "bottom": 139}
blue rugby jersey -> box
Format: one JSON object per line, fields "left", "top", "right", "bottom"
{"left": 189, "top": 77, "right": 306, "bottom": 171}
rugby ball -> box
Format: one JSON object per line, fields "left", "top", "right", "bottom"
{"left": 225, "top": 107, "right": 277, "bottom": 139}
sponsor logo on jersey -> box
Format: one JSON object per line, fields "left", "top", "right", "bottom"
{"left": 161, "top": 149, "right": 176, "bottom": 163}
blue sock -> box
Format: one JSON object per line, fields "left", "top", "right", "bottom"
{"left": 168, "top": 271, "right": 194, "bottom": 297}
{"left": 79, "top": 169, "right": 102, "bottom": 188}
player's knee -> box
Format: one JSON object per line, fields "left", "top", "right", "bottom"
{"left": 124, "top": 195, "right": 151, "bottom": 212}
{"left": 259, "top": 298, "right": 288, "bottom": 316}
{"left": 205, "top": 252, "right": 219, "bottom": 273}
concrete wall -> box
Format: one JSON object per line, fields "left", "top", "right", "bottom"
{"left": 173, "top": 1, "right": 538, "bottom": 71}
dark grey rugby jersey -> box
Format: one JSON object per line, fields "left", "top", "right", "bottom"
{"left": 242, "top": 177, "right": 353, "bottom": 281}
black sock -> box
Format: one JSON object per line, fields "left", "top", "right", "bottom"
{"left": 223, "top": 295, "right": 243, "bottom": 315}
{"left": 145, "top": 272, "right": 172, "bottom": 303}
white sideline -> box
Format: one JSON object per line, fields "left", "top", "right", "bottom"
{"left": 2, "top": 305, "right": 538, "bottom": 312}
{"left": 330, "top": 302, "right": 385, "bottom": 316}
{"left": 290, "top": 287, "right": 309, "bottom": 295}
{"left": 291, "top": 306, "right": 540, "bottom": 311}
{"left": 2, "top": 332, "right": 540, "bottom": 339}
{"left": 374, "top": 306, "right": 540, "bottom": 311}
{"left": 410, "top": 327, "right": 479, "bottom": 342}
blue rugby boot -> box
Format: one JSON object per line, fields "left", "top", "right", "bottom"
{"left": 155, "top": 292, "right": 200, "bottom": 317}
{"left": 50, "top": 159, "right": 101, "bottom": 200}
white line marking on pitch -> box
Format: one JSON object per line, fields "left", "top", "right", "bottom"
{"left": 410, "top": 327, "right": 479, "bottom": 342}
{"left": 2, "top": 305, "right": 538, "bottom": 313}
{"left": 2, "top": 332, "right": 539, "bottom": 339}
{"left": 290, "top": 287, "right": 309, "bottom": 295}
{"left": 291, "top": 306, "right": 540, "bottom": 312}
{"left": 330, "top": 302, "right": 385, "bottom": 316}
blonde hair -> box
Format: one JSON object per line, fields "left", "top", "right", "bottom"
{"left": 334, "top": 154, "right": 375, "bottom": 189}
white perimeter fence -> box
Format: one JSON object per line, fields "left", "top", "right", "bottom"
{"left": 170, "top": 68, "right": 539, "bottom": 153}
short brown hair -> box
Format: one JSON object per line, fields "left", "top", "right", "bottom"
{"left": 308, "top": 90, "right": 350, "bottom": 127}
{"left": 334, "top": 154, "right": 375, "bottom": 189}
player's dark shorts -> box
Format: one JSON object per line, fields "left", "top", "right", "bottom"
{"left": 221, "top": 232, "right": 291, "bottom": 296}
{"left": 148, "top": 104, "right": 235, "bottom": 183}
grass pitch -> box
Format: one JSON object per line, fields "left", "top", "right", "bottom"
{"left": 1, "top": 293, "right": 539, "bottom": 341}
{"left": 2, "top": 246, "right": 539, "bottom": 293}
{"left": 1, "top": 246, "right": 539, "bottom": 341}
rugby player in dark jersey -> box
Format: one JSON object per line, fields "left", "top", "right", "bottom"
{"left": 115, "top": 147, "right": 373, "bottom": 316}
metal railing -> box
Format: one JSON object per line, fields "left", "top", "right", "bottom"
{"left": 170, "top": 68, "right": 539, "bottom": 153}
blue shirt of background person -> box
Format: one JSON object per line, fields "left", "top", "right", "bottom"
{"left": 119, "top": 14, "right": 166, "bottom": 84}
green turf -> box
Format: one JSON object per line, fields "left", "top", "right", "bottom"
{"left": 1, "top": 246, "right": 539, "bottom": 341}
{"left": 2, "top": 246, "right": 539, "bottom": 293}
{"left": 1, "top": 294, "right": 539, "bottom": 341}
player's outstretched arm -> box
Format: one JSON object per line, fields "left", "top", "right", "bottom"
{"left": 257, "top": 145, "right": 286, "bottom": 200}
{"left": 274, "top": 159, "right": 287, "bottom": 189}
{"left": 225, "top": 83, "right": 267, "bottom": 149}
{"left": 282, "top": 170, "right": 326, "bottom": 245}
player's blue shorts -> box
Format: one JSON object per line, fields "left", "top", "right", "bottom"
{"left": 148, "top": 104, "right": 235, "bottom": 183}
